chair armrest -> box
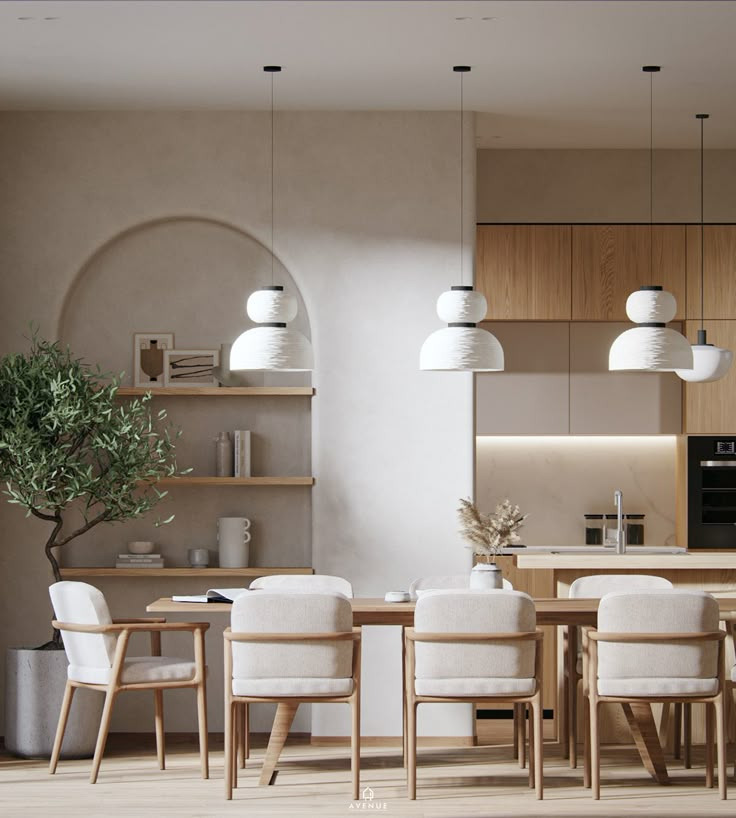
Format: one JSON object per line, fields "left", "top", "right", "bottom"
{"left": 588, "top": 631, "right": 726, "bottom": 643}
{"left": 224, "top": 627, "right": 360, "bottom": 643}
{"left": 405, "top": 628, "right": 543, "bottom": 643}
{"left": 53, "top": 620, "right": 210, "bottom": 634}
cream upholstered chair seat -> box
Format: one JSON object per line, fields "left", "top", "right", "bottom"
{"left": 224, "top": 590, "right": 361, "bottom": 800}
{"left": 405, "top": 589, "right": 544, "bottom": 800}
{"left": 584, "top": 589, "right": 727, "bottom": 800}
{"left": 69, "top": 656, "right": 198, "bottom": 686}
{"left": 564, "top": 573, "right": 673, "bottom": 769}
{"left": 49, "top": 581, "right": 209, "bottom": 784}
{"left": 250, "top": 574, "right": 353, "bottom": 598}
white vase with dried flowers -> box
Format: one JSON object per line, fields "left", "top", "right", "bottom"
{"left": 458, "top": 498, "right": 528, "bottom": 590}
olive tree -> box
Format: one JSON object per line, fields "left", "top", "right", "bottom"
{"left": 0, "top": 336, "right": 180, "bottom": 597}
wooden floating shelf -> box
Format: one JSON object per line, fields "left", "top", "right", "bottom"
{"left": 158, "top": 476, "right": 314, "bottom": 486}
{"left": 59, "top": 567, "right": 315, "bottom": 578}
{"left": 116, "top": 387, "right": 314, "bottom": 397}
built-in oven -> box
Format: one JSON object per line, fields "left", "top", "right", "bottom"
{"left": 688, "top": 436, "right": 736, "bottom": 549}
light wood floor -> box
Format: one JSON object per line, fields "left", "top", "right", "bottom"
{"left": 1, "top": 733, "right": 733, "bottom": 817}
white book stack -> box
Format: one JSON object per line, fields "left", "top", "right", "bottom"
{"left": 233, "top": 430, "right": 252, "bottom": 478}
{"left": 116, "top": 553, "right": 165, "bottom": 569}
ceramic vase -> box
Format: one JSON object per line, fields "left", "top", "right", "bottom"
{"left": 469, "top": 562, "right": 503, "bottom": 590}
{"left": 217, "top": 517, "right": 251, "bottom": 568}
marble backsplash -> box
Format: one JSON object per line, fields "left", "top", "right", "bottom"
{"left": 475, "top": 436, "right": 677, "bottom": 548}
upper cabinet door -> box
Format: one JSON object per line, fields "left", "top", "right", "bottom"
{"left": 686, "top": 225, "right": 736, "bottom": 319}
{"left": 476, "top": 225, "right": 571, "bottom": 320}
{"left": 572, "top": 225, "right": 687, "bottom": 320}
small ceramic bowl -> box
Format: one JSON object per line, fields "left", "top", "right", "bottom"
{"left": 128, "top": 541, "right": 155, "bottom": 555}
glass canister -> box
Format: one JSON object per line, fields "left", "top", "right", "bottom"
{"left": 584, "top": 514, "right": 604, "bottom": 545}
{"left": 625, "top": 514, "right": 645, "bottom": 545}
{"left": 603, "top": 514, "right": 620, "bottom": 546}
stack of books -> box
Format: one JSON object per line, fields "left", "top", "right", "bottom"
{"left": 116, "top": 553, "right": 164, "bottom": 569}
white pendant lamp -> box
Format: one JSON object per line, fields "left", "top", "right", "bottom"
{"left": 609, "top": 66, "right": 692, "bottom": 373}
{"left": 230, "top": 66, "right": 313, "bottom": 372}
{"left": 675, "top": 114, "right": 733, "bottom": 382}
{"left": 420, "top": 66, "right": 504, "bottom": 372}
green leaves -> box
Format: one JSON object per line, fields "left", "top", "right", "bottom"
{"left": 0, "top": 335, "right": 182, "bottom": 545}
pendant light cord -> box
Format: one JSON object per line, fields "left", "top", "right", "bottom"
{"left": 270, "top": 69, "right": 275, "bottom": 286}
{"left": 700, "top": 114, "right": 705, "bottom": 332}
{"left": 649, "top": 68, "right": 654, "bottom": 280}
{"left": 459, "top": 68, "right": 464, "bottom": 287}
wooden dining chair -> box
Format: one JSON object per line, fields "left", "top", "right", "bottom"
{"left": 223, "top": 590, "right": 361, "bottom": 800}
{"left": 564, "top": 574, "right": 673, "bottom": 768}
{"left": 233, "top": 574, "right": 353, "bottom": 768}
{"left": 404, "top": 589, "right": 544, "bottom": 800}
{"left": 48, "top": 581, "right": 209, "bottom": 784}
{"left": 407, "top": 575, "right": 523, "bottom": 769}
{"left": 582, "top": 589, "right": 727, "bottom": 800}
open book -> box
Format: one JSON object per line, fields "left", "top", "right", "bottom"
{"left": 171, "top": 588, "right": 248, "bottom": 603}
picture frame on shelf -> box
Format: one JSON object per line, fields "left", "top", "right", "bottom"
{"left": 133, "top": 332, "right": 175, "bottom": 387}
{"left": 163, "top": 348, "right": 219, "bottom": 387}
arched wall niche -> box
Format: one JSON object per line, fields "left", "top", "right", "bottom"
{"left": 58, "top": 215, "right": 311, "bottom": 386}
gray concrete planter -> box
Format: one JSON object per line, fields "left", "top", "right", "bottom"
{"left": 4, "top": 647, "right": 103, "bottom": 758}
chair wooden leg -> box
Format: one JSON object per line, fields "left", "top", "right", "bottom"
{"left": 517, "top": 705, "right": 526, "bottom": 768}
{"left": 528, "top": 708, "right": 535, "bottom": 790}
{"left": 407, "top": 702, "right": 417, "bottom": 800}
{"left": 259, "top": 702, "right": 299, "bottom": 786}
{"left": 706, "top": 702, "right": 715, "bottom": 789}
{"left": 673, "top": 703, "right": 682, "bottom": 760}
{"left": 513, "top": 703, "right": 520, "bottom": 759}
{"left": 154, "top": 689, "right": 165, "bottom": 770}
{"left": 569, "top": 675, "right": 578, "bottom": 769}
{"left": 659, "top": 701, "right": 671, "bottom": 751}
{"left": 590, "top": 699, "right": 601, "bottom": 800}
{"left": 583, "top": 696, "right": 591, "bottom": 789}
{"left": 352, "top": 697, "right": 361, "bottom": 801}
{"left": 232, "top": 704, "right": 238, "bottom": 790}
{"left": 533, "top": 699, "right": 544, "bottom": 800}
{"left": 225, "top": 700, "right": 234, "bottom": 800}
{"left": 238, "top": 703, "right": 249, "bottom": 769}
{"left": 684, "top": 703, "right": 692, "bottom": 769}
{"left": 196, "top": 680, "right": 209, "bottom": 780}
{"left": 49, "top": 682, "right": 75, "bottom": 775}
{"left": 89, "top": 688, "right": 117, "bottom": 784}
{"left": 715, "top": 696, "right": 727, "bottom": 800}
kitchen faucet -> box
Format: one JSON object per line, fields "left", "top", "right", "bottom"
{"left": 614, "top": 490, "right": 626, "bottom": 555}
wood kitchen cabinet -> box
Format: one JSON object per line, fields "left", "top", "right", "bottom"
{"left": 683, "top": 320, "right": 736, "bottom": 433}
{"left": 571, "top": 225, "right": 687, "bottom": 320}
{"left": 686, "top": 225, "right": 736, "bottom": 319}
{"left": 476, "top": 225, "right": 571, "bottom": 320}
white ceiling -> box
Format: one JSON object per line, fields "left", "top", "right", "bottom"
{"left": 2, "top": 1, "right": 736, "bottom": 148}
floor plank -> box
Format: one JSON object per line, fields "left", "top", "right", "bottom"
{"left": 1, "top": 734, "right": 731, "bottom": 817}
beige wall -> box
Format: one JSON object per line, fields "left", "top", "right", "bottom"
{"left": 477, "top": 149, "right": 736, "bottom": 223}
{"left": 0, "top": 111, "right": 475, "bottom": 737}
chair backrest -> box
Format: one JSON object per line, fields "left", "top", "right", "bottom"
{"left": 569, "top": 574, "right": 672, "bottom": 598}
{"left": 409, "top": 574, "right": 512, "bottom": 600}
{"left": 49, "top": 581, "right": 116, "bottom": 670}
{"left": 249, "top": 574, "right": 353, "bottom": 598}
{"left": 596, "top": 590, "right": 720, "bottom": 681}
{"left": 230, "top": 591, "right": 353, "bottom": 681}
{"left": 413, "top": 590, "right": 536, "bottom": 681}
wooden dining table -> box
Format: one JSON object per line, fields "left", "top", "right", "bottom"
{"left": 147, "top": 595, "right": 736, "bottom": 786}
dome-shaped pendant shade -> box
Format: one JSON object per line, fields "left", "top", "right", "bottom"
{"left": 609, "top": 286, "right": 693, "bottom": 372}
{"left": 420, "top": 286, "right": 504, "bottom": 371}
{"left": 675, "top": 334, "right": 734, "bottom": 383}
{"left": 230, "top": 286, "right": 313, "bottom": 372}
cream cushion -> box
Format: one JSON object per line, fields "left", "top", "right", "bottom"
{"left": 413, "top": 590, "right": 536, "bottom": 698}
{"left": 231, "top": 591, "right": 353, "bottom": 698}
{"left": 249, "top": 574, "right": 353, "bottom": 598}
{"left": 596, "top": 590, "right": 719, "bottom": 698}
{"left": 69, "top": 656, "right": 197, "bottom": 686}
{"left": 569, "top": 574, "right": 673, "bottom": 599}
{"left": 410, "top": 575, "right": 512, "bottom": 600}
{"left": 49, "top": 581, "right": 116, "bottom": 669}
